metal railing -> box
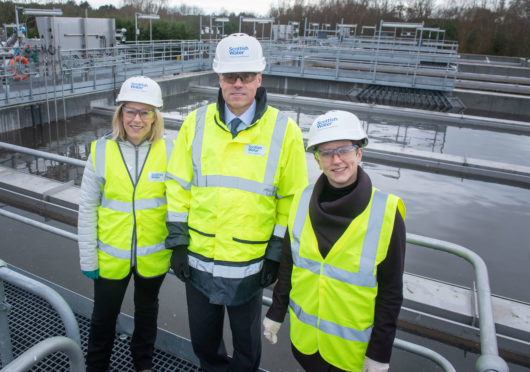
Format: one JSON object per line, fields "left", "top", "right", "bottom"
{"left": 0, "top": 258, "right": 82, "bottom": 367}
{"left": 0, "top": 141, "right": 86, "bottom": 168}
{"left": 1, "top": 34, "right": 458, "bottom": 108}
{"left": 0, "top": 41, "right": 214, "bottom": 106}
{"left": 0, "top": 336, "right": 85, "bottom": 372}
{"left": 406, "top": 234, "right": 509, "bottom": 372}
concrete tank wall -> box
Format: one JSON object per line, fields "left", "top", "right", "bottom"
{"left": 459, "top": 63, "right": 530, "bottom": 78}
{"left": 1, "top": 70, "right": 528, "bottom": 134}
{"left": 260, "top": 74, "right": 356, "bottom": 97}
{"left": 454, "top": 89, "right": 530, "bottom": 121}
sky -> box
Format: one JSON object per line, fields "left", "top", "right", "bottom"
{"left": 85, "top": 0, "right": 279, "bottom": 16}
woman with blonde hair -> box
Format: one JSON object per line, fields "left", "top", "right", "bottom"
{"left": 78, "top": 76, "right": 172, "bottom": 372}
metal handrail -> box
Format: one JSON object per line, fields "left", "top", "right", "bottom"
{"left": 0, "top": 142, "right": 86, "bottom": 186}
{"left": 0, "top": 336, "right": 85, "bottom": 372}
{"left": 0, "top": 208, "right": 510, "bottom": 371}
{"left": 0, "top": 259, "right": 81, "bottom": 366}
{"left": 393, "top": 338, "right": 456, "bottom": 372}
{"left": 1, "top": 36, "right": 457, "bottom": 107}
{"left": 0, "top": 141, "right": 86, "bottom": 168}
{"left": 407, "top": 233, "right": 509, "bottom": 372}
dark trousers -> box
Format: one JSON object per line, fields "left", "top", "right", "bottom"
{"left": 185, "top": 282, "right": 262, "bottom": 372}
{"left": 86, "top": 270, "right": 165, "bottom": 372}
{"left": 292, "top": 344, "right": 346, "bottom": 372}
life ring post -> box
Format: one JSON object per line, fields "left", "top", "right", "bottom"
{"left": 8, "top": 55, "right": 30, "bottom": 81}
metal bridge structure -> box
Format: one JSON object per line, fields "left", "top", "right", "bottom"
{"left": 1, "top": 20, "right": 460, "bottom": 109}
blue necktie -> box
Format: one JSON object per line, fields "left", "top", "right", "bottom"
{"left": 230, "top": 117, "right": 242, "bottom": 138}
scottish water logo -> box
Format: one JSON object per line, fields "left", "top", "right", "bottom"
{"left": 316, "top": 117, "right": 338, "bottom": 129}
{"left": 245, "top": 144, "right": 266, "bottom": 156}
{"left": 131, "top": 82, "right": 148, "bottom": 90}
{"left": 229, "top": 46, "right": 249, "bottom": 56}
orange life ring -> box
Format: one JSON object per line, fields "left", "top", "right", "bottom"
{"left": 8, "top": 56, "right": 29, "bottom": 80}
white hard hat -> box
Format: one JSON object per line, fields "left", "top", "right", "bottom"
{"left": 213, "top": 33, "right": 266, "bottom": 73}
{"left": 116, "top": 76, "right": 163, "bottom": 108}
{"left": 307, "top": 110, "right": 368, "bottom": 152}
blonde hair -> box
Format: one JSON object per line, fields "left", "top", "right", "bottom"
{"left": 111, "top": 103, "right": 164, "bottom": 143}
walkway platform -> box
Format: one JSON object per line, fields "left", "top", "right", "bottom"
{"left": 1, "top": 265, "right": 202, "bottom": 371}
{"left": 0, "top": 169, "right": 529, "bottom": 368}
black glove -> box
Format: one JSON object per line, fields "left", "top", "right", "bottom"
{"left": 170, "top": 245, "right": 190, "bottom": 282}
{"left": 260, "top": 259, "right": 280, "bottom": 287}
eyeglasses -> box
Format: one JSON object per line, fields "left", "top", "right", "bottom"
{"left": 316, "top": 144, "right": 359, "bottom": 161}
{"left": 122, "top": 106, "right": 155, "bottom": 121}
{"left": 221, "top": 73, "right": 257, "bottom": 84}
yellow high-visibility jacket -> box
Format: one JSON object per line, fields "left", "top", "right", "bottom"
{"left": 166, "top": 95, "right": 308, "bottom": 305}
{"left": 91, "top": 137, "right": 172, "bottom": 279}
{"left": 288, "top": 185, "right": 405, "bottom": 371}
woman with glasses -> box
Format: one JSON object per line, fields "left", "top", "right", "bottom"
{"left": 78, "top": 76, "right": 172, "bottom": 372}
{"left": 263, "top": 110, "right": 406, "bottom": 372}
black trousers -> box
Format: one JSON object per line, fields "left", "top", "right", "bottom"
{"left": 185, "top": 282, "right": 263, "bottom": 372}
{"left": 292, "top": 344, "right": 347, "bottom": 372}
{"left": 86, "top": 270, "right": 165, "bottom": 372}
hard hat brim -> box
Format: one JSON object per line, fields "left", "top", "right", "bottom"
{"left": 213, "top": 59, "right": 266, "bottom": 74}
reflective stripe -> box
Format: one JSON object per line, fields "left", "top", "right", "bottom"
{"left": 263, "top": 112, "right": 288, "bottom": 185}
{"left": 137, "top": 241, "right": 166, "bottom": 256}
{"left": 166, "top": 172, "right": 192, "bottom": 190}
{"left": 167, "top": 211, "right": 188, "bottom": 222}
{"left": 291, "top": 185, "right": 314, "bottom": 255}
{"left": 192, "top": 106, "right": 208, "bottom": 184}
{"left": 192, "top": 106, "right": 287, "bottom": 197}
{"left": 101, "top": 195, "right": 131, "bottom": 213}
{"left": 293, "top": 255, "right": 321, "bottom": 275}
{"left": 189, "top": 255, "right": 264, "bottom": 279}
{"left": 214, "top": 261, "right": 263, "bottom": 279}
{"left": 196, "top": 175, "right": 277, "bottom": 196}
{"left": 135, "top": 196, "right": 167, "bottom": 210}
{"left": 291, "top": 187, "right": 386, "bottom": 287}
{"left": 290, "top": 298, "right": 318, "bottom": 328}
{"left": 273, "top": 224, "right": 286, "bottom": 238}
{"left": 188, "top": 255, "right": 213, "bottom": 273}
{"left": 358, "top": 190, "right": 388, "bottom": 275}
{"left": 94, "top": 138, "right": 107, "bottom": 184}
{"left": 322, "top": 264, "right": 377, "bottom": 287}
{"left": 290, "top": 299, "right": 372, "bottom": 343}
{"left": 101, "top": 196, "right": 166, "bottom": 213}
{"left": 165, "top": 138, "right": 174, "bottom": 164}
{"left": 98, "top": 240, "right": 130, "bottom": 259}
{"left": 98, "top": 240, "right": 166, "bottom": 258}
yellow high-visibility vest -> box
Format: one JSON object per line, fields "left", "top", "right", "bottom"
{"left": 166, "top": 103, "right": 308, "bottom": 282}
{"left": 288, "top": 185, "right": 405, "bottom": 371}
{"left": 91, "top": 138, "right": 172, "bottom": 279}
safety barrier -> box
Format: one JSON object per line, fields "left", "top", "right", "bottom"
{"left": 0, "top": 34, "right": 458, "bottom": 108}
{"left": 0, "top": 258, "right": 82, "bottom": 368}
{"left": 406, "top": 234, "right": 509, "bottom": 372}
{"left": 0, "top": 204, "right": 512, "bottom": 372}
{"left": 0, "top": 336, "right": 85, "bottom": 372}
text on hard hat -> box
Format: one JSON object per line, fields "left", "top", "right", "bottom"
{"left": 316, "top": 117, "right": 338, "bottom": 129}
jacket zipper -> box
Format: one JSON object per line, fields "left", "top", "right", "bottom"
{"left": 131, "top": 145, "right": 138, "bottom": 268}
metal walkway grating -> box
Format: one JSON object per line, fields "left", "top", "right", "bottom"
{"left": 355, "top": 85, "right": 463, "bottom": 112}
{"left": 1, "top": 281, "right": 201, "bottom": 371}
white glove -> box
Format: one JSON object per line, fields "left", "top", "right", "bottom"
{"left": 362, "top": 356, "right": 390, "bottom": 372}
{"left": 262, "top": 316, "right": 282, "bottom": 344}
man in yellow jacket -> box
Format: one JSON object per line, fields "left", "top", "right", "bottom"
{"left": 165, "top": 33, "right": 308, "bottom": 371}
